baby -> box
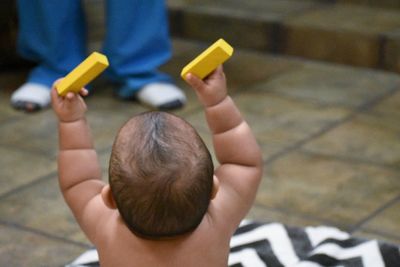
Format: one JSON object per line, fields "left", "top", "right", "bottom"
{"left": 51, "top": 66, "right": 263, "bottom": 266}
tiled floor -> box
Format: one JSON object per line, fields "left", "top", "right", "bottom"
{"left": 0, "top": 38, "right": 399, "bottom": 266}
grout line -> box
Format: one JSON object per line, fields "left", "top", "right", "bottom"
{"left": 0, "top": 172, "right": 56, "bottom": 201}
{"left": 263, "top": 115, "right": 353, "bottom": 165}
{"left": 0, "top": 219, "right": 91, "bottom": 249}
{"left": 263, "top": 84, "right": 400, "bottom": 165}
{"left": 0, "top": 142, "right": 55, "bottom": 159}
{"left": 0, "top": 115, "right": 26, "bottom": 127}
{"left": 357, "top": 87, "right": 400, "bottom": 113}
{"left": 348, "top": 194, "right": 400, "bottom": 234}
{"left": 299, "top": 149, "right": 400, "bottom": 171}
{"left": 354, "top": 227, "right": 400, "bottom": 242}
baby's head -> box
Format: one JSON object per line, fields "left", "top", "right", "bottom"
{"left": 109, "top": 111, "right": 214, "bottom": 239}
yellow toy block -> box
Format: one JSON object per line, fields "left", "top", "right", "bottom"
{"left": 56, "top": 52, "right": 109, "bottom": 96}
{"left": 181, "top": 38, "right": 233, "bottom": 80}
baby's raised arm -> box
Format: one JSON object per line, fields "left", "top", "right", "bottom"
{"left": 51, "top": 84, "right": 106, "bottom": 243}
{"left": 185, "top": 67, "right": 263, "bottom": 232}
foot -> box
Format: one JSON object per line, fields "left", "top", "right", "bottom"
{"left": 136, "top": 83, "right": 187, "bottom": 110}
{"left": 10, "top": 83, "right": 51, "bottom": 112}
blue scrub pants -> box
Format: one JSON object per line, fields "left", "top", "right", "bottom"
{"left": 17, "top": 0, "right": 172, "bottom": 98}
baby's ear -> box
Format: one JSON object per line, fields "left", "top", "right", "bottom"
{"left": 211, "top": 175, "right": 220, "bottom": 200}
{"left": 101, "top": 185, "right": 117, "bottom": 209}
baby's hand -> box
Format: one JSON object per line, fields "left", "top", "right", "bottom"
{"left": 185, "top": 66, "right": 227, "bottom": 107}
{"left": 51, "top": 79, "right": 89, "bottom": 123}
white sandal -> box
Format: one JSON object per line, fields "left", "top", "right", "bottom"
{"left": 11, "top": 83, "right": 51, "bottom": 112}
{"left": 136, "top": 83, "right": 186, "bottom": 110}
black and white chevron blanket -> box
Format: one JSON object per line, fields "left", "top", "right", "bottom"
{"left": 67, "top": 221, "right": 400, "bottom": 267}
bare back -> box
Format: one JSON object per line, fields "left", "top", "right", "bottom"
{"left": 95, "top": 208, "right": 233, "bottom": 267}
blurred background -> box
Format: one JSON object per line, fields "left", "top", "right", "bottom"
{"left": 0, "top": 0, "right": 399, "bottom": 266}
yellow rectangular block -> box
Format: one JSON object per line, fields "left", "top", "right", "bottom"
{"left": 56, "top": 52, "right": 109, "bottom": 96}
{"left": 181, "top": 38, "right": 233, "bottom": 80}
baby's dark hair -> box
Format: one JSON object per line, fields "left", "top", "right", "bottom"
{"left": 109, "top": 111, "right": 214, "bottom": 239}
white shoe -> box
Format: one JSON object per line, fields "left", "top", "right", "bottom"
{"left": 136, "top": 83, "right": 186, "bottom": 110}
{"left": 11, "top": 83, "right": 51, "bottom": 112}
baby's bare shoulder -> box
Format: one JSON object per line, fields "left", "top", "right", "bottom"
{"left": 97, "top": 217, "right": 232, "bottom": 267}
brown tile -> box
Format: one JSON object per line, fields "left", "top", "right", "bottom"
{"left": 367, "top": 89, "right": 400, "bottom": 132}
{"left": 254, "top": 62, "right": 400, "bottom": 108}
{"left": 183, "top": 112, "right": 285, "bottom": 163}
{"left": 353, "top": 230, "right": 400, "bottom": 246}
{"left": 358, "top": 199, "right": 400, "bottom": 243}
{"left": 0, "top": 110, "right": 58, "bottom": 156}
{"left": 0, "top": 84, "right": 160, "bottom": 157}
{"left": 303, "top": 113, "right": 400, "bottom": 167}
{"left": 232, "top": 91, "right": 350, "bottom": 155}
{"left": 247, "top": 204, "right": 328, "bottom": 228}
{"left": 256, "top": 152, "right": 400, "bottom": 228}
{"left": 0, "top": 176, "right": 89, "bottom": 245}
{"left": 0, "top": 224, "right": 86, "bottom": 267}
{"left": 181, "top": 111, "right": 209, "bottom": 135}
{"left": 0, "top": 147, "right": 56, "bottom": 196}
{"left": 181, "top": 86, "right": 350, "bottom": 160}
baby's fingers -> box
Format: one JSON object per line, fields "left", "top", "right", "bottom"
{"left": 185, "top": 73, "right": 205, "bottom": 92}
{"left": 65, "top": 92, "right": 77, "bottom": 100}
{"left": 205, "top": 66, "right": 224, "bottom": 81}
{"left": 79, "top": 88, "right": 89, "bottom": 97}
{"left": 65, "top": 88, "right": 88, "bottom": 100}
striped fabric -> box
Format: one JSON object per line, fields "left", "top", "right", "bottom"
{"left": 67, "top": 221, "right": 400, "bottom": 267}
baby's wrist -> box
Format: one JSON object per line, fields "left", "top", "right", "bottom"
{"left": 59, "top": 115, "right": 85, "bottom": 124}
{"left": 203, "top": 95, "right": 228, "bottom": 108}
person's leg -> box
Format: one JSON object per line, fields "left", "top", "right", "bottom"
{"left": 103, "top": 0, "right": 186, "bottom": 109}
{"left": 12, "top": 0, "right": 87, "bottom": 112}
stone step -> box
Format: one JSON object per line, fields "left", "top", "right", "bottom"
{"left": 336, "top": 0, "right": 400, "bottom": 9}
{"left": 168, "top": 0, "right": 400, "bottom": 73}
{"left": 286, "top": 0, "right": 400, "bottom": 9}
{"left": 2, "top": 0, "right": 400, "bottom": 73}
